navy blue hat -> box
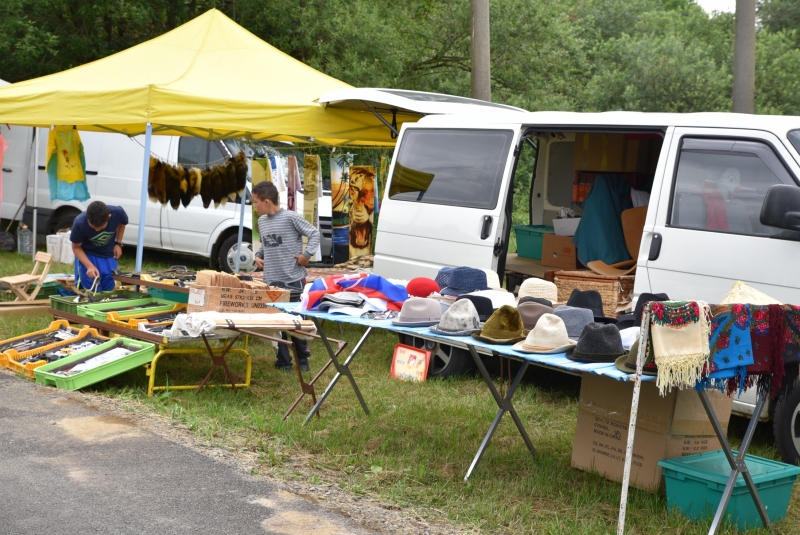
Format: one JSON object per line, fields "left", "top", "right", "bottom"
{"left": 566, "top": 289, "right": 617, "bottom": 324}
{"left": 441, "top": 267, "right": 490, "bottom": 296}
{"left": 456, "top": 294, "right": 494, "bottom": 322}
{"left": 435, "top": 267, "right": 454, "bottom": 288}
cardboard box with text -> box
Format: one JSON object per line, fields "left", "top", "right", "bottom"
{"left": 187, "top": 285, "right": 289, "bottom": 313}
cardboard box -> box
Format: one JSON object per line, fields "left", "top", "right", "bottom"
{"left": 571, "top": 374, "right": 733, "bottom": 491}
{"left": 541, "top": 234, "right": 577, "bottom": 269}
{"left": 187, "top": 285, "right": 289, "bottom": 313}
{"left": 552, "top": 217, "right": 581, "bottom": 237}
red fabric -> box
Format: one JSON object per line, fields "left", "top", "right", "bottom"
{"left": 701, "top": 191, "right": 728, "bottom": 230}
{"left": 305, "top": 273, "right": 409, "bottom": 312}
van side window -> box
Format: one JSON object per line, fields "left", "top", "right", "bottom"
{"left": 670, "top": 138, "right": 795, "bottom": 236}
{"left": 387, "top": 129, "right": 514, "bottom": 210}
{"left": 177, "top": 137, "right": 208, "bottom": 168}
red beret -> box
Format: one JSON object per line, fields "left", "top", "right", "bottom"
{"left": 406, "top": 277, "right": 440, "bottom": 298}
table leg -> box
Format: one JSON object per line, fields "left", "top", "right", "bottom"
{"left": 699, "top": 389, "right": 772, "bottom": 534}
{"left": 304, "top": 319, "right": 372, "bottom": 424}
{"left": 195, "top": 334, "right": 240, "bottom": 393}
{"left": 464, "top": 344, "right": 535, "bottom": 482}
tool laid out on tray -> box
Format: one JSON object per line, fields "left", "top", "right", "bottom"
{"left": 0, "top": 327, "right": 80, "bottom": 354}
{"left": 17, "top": 336, "right": 107, "bottom": 365}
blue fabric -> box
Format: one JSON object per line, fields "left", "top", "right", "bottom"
{"left": 69, "top": 206, "right": 128, "bottom": 258}
{"left": 697, "top": 304, "right": 754, "bottom": 394}
{"left": 337, "top": 274, "right": 409, "bottom": 302}
{"left": 74, "top": 254, "right": 117, "bottom": 292}
{"left": 47, "top": 143, "right": 89, "bottom": 202}
{"left": 572, "top": 174, "right": 633, "bottom": 265}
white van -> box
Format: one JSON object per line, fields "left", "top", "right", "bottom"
{"left": 368, "top": 110, "right": 800, "bottom": 465}
{"left": 0, "top": 125, "right": 333, "bottom": 270}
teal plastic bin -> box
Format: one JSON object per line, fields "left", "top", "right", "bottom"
{"left": 50, "top": 289, "right": 145, "bottom": 315}
{"left": 147, "top": 286, "right": 189, "bottom": 304}
{"left": 513, "top": 225, "right": 554, "bottom": 260}
{"left": 34, "top": 338, "right": 156, "bottom": 390}
{"left": 76, "top": 298, "right": 177, "bottom": 321}
{"left": 659, "top": 450, "right": 800, "bottom": 531}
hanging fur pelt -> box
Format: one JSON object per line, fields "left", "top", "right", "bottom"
{"left": 182, "top": 167, "right": 202, "bottom": 208}
{"left": 147, "top": 157, "right": 158, "bottom": 202}
{"left": 234, "top": 151, "right": 247, "bottom": 195}
{"left": 210, "top": 165, "right": 225, "bottom": 208}
{"left": 200, "top": 168, "right": 212, "bottom": 208}
{"left": 147, "top": 152, "right": 247, "bottom": 209}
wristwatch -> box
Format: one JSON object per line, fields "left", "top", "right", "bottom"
{"left": 115, "top": 241, "right": 123, "bottom": 247}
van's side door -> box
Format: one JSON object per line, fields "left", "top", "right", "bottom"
{"left": 644, "top": 127, "right": 800, "bottom": 303}
{"left": 373, "top": 125, "right": 521, "bottom": 279}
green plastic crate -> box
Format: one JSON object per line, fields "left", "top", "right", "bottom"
{"left": 659, "top": 450, "right": 800, "bottom": 531}
{"left": 513, "top": 225, "right": 554, "bottom": 260}
{"left": 34, "top": 338, "right": 156, "bottom": 390}
{"left": 50, "top": 289, "right": 146, "bottom": 315}
{"left": 76, "top": 297, "right": 177, "bottom": 321}
{"left": 147, "top": 286, "right": 189, "bottom": 304}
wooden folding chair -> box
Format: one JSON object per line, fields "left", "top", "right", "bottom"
{"left": 587, "top": 206, "right": 648, "bottom": 277}
{"left": 0, "top": 252, "right": 53, "bottom": 301}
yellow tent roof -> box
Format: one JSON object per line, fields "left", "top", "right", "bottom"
{"left": 0, "top": 9, "right": 411, "bottom": 146}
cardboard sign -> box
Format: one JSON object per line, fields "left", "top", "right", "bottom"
{"left": 187, "top": 285, "right": 289, "bottom": 313}
{"left": 390, "top": 343, "right": 431, "bottom": 382}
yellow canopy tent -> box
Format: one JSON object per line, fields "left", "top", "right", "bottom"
{"left": 0, "top": 9, "right": 413, "bottom": 270}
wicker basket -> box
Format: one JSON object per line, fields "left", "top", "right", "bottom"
{"left": 554, "top": 270, "right": 635, "bottom": 317}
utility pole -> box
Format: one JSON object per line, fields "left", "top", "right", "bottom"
{"left": 732, "top": 0, "right": 756, "bottom": 113}
{"left": 471, "top": 0, "right": 491, "bottom": 102}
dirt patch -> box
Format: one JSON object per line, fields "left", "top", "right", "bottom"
{"left": 261, "top": 510, "right": 351, "bottom": 535}
{"left": 57, "top": 416, "right": 142, "bottom": 443}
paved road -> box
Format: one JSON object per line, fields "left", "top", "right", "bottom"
{"left": 0, "top": 371, "right": 373, "bottom": 535}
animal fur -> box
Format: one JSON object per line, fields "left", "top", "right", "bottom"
{"left": 154, "top": 161, "right": 167, "bottom": 205}
{"left": 224, "top": 159, "right": 237, "bottom": 204}
{"left": 180, "top": 166, "right": 193, "bottom": 208}
{"left": 234, "top": 151, "right": 247, "bottom": 195}
{"left": 167, "top": 164, "right": 182, "bottom": 210}
{"left": 210, "top": 165, "right": 224, "bottom": 208}
{"left": 147, "top": 157, "right": 158, "bottom": 202}
{"left": 200, "top": 168, "right": 212, "bottom": 208}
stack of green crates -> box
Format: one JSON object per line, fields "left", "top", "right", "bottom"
{"left": 76, "top": 297, "right": 178, "bottom": 322}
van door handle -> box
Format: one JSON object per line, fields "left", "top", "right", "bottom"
{"left": 648, "top": 233, "right": 662, "bottom": 261}
{"left": 2, "top": 168, "right": 11, "bottom": 173}
{"left": 480, "top": 216, "right": 493, "bottom": 240}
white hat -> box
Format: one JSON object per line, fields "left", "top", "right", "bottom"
{"left": 467, "top": 289, "right": 516, "bottom": 309}
{"left": 720, "top": 281, "right": 781, "bottom": 305}
{"left": 518, "top": 278, "right": 558, "bottom": 302}
{"left": 512, "top": 313, "right": 576, "bottom": 354}
{"left": 480, "top": 269, "right": 503, "bottom": 291}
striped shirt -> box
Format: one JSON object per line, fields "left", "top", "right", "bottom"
{"left": 254, "top": 208, "right": 320, "bottom": 284}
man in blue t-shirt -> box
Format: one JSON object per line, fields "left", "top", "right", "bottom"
{"left": 70, "top": 201, "right": 128, "bottom": 292}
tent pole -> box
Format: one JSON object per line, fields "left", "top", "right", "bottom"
{"left": 233, "top": 160, "right": 251, "bottom": 273}
{"left": 31, "top": 128, "right": 39, "bottom": 260}
{"left": 135, "top": 123, "right": 152, "bottom": 272}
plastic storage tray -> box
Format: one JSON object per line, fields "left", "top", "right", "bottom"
{"left": 50, "top": 289, "right": 145, "bottom": 315}
{"left": 34, "top": 338, "right": 156, "bottom": 390}
{"left": 106, "top": 303, "right": 187, "bottom": 329}
{"left": 147, "top": 286, "right": 189, "bottom": 304}
{"left": 0, "top": 320, "right": 74, "bottom": 368}
{"left": 5, "top": 328, "right": 108, "bottom": 378}
{"left": 76, "top": 298, "right": 178, "bottom": 322}
{"left": 513, "top": 225, "right": 555, "bottom": 260}
{"left": 659, "top": 450, "right": 800, "bottom": 531}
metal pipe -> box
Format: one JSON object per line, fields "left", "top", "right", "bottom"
{"left": 135, "top": 123, "right": 152, "bottom": 272}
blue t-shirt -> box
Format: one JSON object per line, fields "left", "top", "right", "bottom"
{"left": 70, "top": 206, "right": 128, "bottom": 258}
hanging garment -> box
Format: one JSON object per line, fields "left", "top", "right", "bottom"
{"left": 572, "top": 174, "right": 633, "bottom": 266}
{"left": 738, "top": 304, "right": 786, "bottom": 399}
{"left": 287, "top": 155, "right": 301, "bottom": 213}
{"left": 46, "top": 127, "right": 89, "bottom": 202}
{"left": 269, "top": 155, "right": 286, "bottom": 193}
{"left": 0, "top": 132, "right": 8, "bottom": 207}
{"left": 647, "top": 300, "right": 711, "bottom": 395}
{"left": 701, "top": 190, "right": 728, "bottom": 231}
{"left": 630, "top": 188, "right": 650, "bottom": 208}
{"left": 698, "top": 304, "right": 754, "bottom": 394}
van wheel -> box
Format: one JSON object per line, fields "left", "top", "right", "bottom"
{"left": 218, "top": 232, "right": 254, "bottom": 273}
{"left": 397, "top": 335, "right": 477, "bottom": 378}
{"left": 773, "top": 378, "right": 800, "bottom": 465}
{"left": 52, "top": 211, "right": 79, "bottom": 234}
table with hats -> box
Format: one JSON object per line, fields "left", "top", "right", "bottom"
{"left": 265, "top": 266, "right": 800, "bottom": 534}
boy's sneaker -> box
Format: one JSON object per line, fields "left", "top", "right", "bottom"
{"left": 274, "top": 361, "right": 293, "bottom": 373}
{"left": 299, "top": 361, "right": 310, "bottom": 372}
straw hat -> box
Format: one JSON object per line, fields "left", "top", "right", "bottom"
{"left": 720, "top": 281, "right": 782, "bottom": 305}
{"left": 517, "top": 278, "right": 558, "bottom": 302}
{"left": 512, "top": 313, "right": 576, "bottom": 354}
{"left": 480, "top": 268, "right": 503, "bottom": 290}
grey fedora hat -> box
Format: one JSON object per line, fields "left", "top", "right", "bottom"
{"left": 553, "top": 305, "right": 594, "bottom": 341}
{"left": 392, "top": 297, "right": 443, "bottom": 327}
{"left": 430, "top": 298, "right": 482, "bottom": 336}
{"left": 567, "top": 322, "right": 626, "bottom": 363}
{"left": 517, "top": 301, "right": 555, "bottom": 334}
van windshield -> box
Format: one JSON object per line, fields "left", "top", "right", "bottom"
{"left": 388, "top": 128, "right": 514, "bottom": 210}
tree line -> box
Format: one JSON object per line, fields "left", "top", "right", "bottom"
{"left": 2, "top": 0, "right": 800, "bottom": 115}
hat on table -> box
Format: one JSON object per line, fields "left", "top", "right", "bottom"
{"left": 456, "top": 294, "right": 494, "bottom": 322}
{"left": 553, "top": 305, "right": 594, "bottom": 341}
{"left": 406, "top": 277, "right": 440, "bottom": 298}
{"left": 614, "top": 339, "right": 658, "bottom": 376}
{"left": 615, "top": 292, "right": 669, "bottom": 330}
{"left": 472, "top": 305, "right": 525, "bottom": 344}
{"left": 567, "top": 322, "right": 626, "bottom": 363}
{"left": 566, "top": 289, "right": 617, "bottom": 324}
{"left": 512, "top": 313, "right": 577, "bottom": 354}
{"left": 517, "top": 278, "right": 558, "bottom": 302}
{"left": 430, "top": 298, "right": 482, "bottom": 336}
{"left": 517, "top": 301, "right": 554, "bottom": 334}
{"left": 466, "top": 289, "right": 516, "bottom": 310}
{"left": 441, "top": 267, "right": 491, "bottom": 296}
{"left": 392, "top": 297, "right": 443, "bottom": 327}
{"left": 434, "top": 267, "right": 454, "bottom": 289}
{"left": 518, "top": 296, "right": 554, "bottom": 307}
{"left": 480, "top": 268, "right": 503, "bottom": 290}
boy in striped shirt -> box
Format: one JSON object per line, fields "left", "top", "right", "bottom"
{"left": 253, "top": 181, "right": 320, "bottom": 372}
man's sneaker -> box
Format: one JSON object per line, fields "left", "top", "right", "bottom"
{"left": 274, "top": 361, "right": 293, "bottom": 373}
{"left": 300, "top": 361, "right": 310, "bottom": 372}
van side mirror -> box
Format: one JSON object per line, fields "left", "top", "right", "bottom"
{"left": 760, "top": 184, "right": 800, "bottom": 231}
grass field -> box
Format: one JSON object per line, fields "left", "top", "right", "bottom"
{"left": 0, "top": 248, "right": 798, "bottom": 534}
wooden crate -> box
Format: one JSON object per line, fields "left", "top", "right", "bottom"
{"left": 554, "top": 270, "right": 635, "bottom": 317}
